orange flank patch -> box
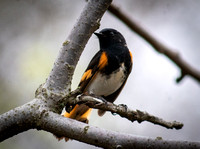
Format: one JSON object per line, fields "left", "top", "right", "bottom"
{"left": 80, "top": 108, "right": 92, "bottom": 119}
{"left": 63, "top": 105, "right": 92, "bottom": 122}
{"left": 63, "top": 111, "right": 70, "bottom": 118}
{"left": 81, "top": 69, "right": 92, "bottom": 82}
{"left": 63, "top": 105, "right": 79, "bottom": 118}
{"left": 129, "top": 50, "right": 133, "bottom": 62}
{"left": 98, "top": 52, "right": 108, "bottom": 69}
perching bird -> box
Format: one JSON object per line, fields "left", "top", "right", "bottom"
{"left": 57, "top": 28, "right": 132, "bottom": 141}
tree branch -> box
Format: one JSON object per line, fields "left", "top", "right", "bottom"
{"left": 108, "top": 4, "right": 200, "bottom": 83}
{"left": 1, "top": 1, "right": 200, "bottom": 148}
{"left": 0, "top": 0, "right": 112, "bottom": 142}
{"left": 40, "top": 111, "right": 200, "bottom": 149}
{"left": 0, "top": 98, "right": 46, "bottom": 141}
{"left": 36, "top": 0, "right": 113, "bottom": 114}
{"left": 66, "top": 94, "right": 183, "bottom": 130}
{"left": 0, "top": 98, "right": 199, "bottom": 149}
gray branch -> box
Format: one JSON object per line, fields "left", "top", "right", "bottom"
{"left": 66, "top": 94, "right": 183, "bottom": 130}
{"left": 1, "top": 98, "right": 199, "bottom": 148}
{"left": 0, "top": 0, "right": 112, "bottom": 142}
{"left": 37, "top": 0, "right": 113, "bottom": 113}
{"left": 0, "top": 0, "right": 200, "bottom": 148}
{"left": 41, "top": 111, "right": 200, "bottom": 149}
{"left": 0, "top": 99, "right": 45, "bottom": 141}
{"left": 108, "top": 4, "right": 200, "bottom": 83}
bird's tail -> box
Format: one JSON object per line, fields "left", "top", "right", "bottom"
{"left": 55, "top": 104, "right": 92, "bottom": 142}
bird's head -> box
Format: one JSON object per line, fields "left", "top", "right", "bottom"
{"left": 94, "top": 28, "right": 127, "bottom": 49}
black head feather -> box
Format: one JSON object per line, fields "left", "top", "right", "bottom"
{"left": 94, "top": 28, "right": 127, "bottom": 49}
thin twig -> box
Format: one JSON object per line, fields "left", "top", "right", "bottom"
{"left": 108, "top": 4, "right": 200, "bottom": 83}
{"left": 66, "top": 94, "right": 183, "bottom": 130}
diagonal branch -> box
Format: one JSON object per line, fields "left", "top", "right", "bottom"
{"left": 36, "top": 0, "right": 113, "bottom": 113}
{"left": 1, "top": 1, "right": 199, "bottom": 148}
{"left": 108, "top": 4, "right": 200, "bottom": 83}
{"left": 0, "top": 98, "right": 46, "bottom": 141}
{"left": 40, "top": 111, "right": 200, "bottom": 149}
{"left": 0, "top": 97, "right": 199, "bottom": 149}
{"left": 0, "top": 0, "right": 113, "bottom": 142}
{"left": 66, "top": 94, "right": 183, "bottom": 130}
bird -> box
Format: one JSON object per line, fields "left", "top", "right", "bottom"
{"left": 56, "top": 28, "right": 133, "bottom": 141}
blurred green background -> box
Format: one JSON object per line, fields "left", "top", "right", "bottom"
{"left": 0, "top": 0, "right": 200, "bottom": 148}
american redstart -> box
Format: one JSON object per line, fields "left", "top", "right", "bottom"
{"left": 57, "top": 28, "right": 133, "bottom": 141}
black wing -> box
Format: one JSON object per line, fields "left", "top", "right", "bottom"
{"left": 78, "top": 51, "right": 102, "bottom": 92}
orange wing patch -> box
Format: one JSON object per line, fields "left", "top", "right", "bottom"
{"left": 81, "top": 69, "right": 92, "bottom": 82}
{"left": 98, "top": 52, "right": 108, "bottom": 70}
{"left": 129, "top": 50, "right": 133, "bottom": 62}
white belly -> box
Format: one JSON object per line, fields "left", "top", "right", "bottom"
{"left": 87, "top": 63, "right": 126, "bottom": 96}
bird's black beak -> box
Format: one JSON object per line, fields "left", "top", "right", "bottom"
{"left": 94, "top": 32, "right": 104, "bottom": 38}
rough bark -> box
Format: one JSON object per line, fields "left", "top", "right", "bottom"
{"left": 66, "top": 94, "right": 183, "bottom": 130}
{"left": 0, "top": 0, "right": 112, "bottom": 141}
{"left": 40, "top": 111, "right": 200, "bottom": 149}
{"left": 0, "top": 1, "right": 200, "bottom": 148}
